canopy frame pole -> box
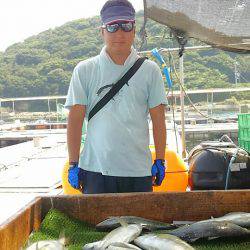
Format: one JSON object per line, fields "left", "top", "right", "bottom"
{"left": 173, "top": 29, "right": 188, "bottom": 158}
{"left": 0, "top": 101, "right": 2, "bottom": 122}
{"left": 179, "top": 55, "right": 186, "bottom": 158}
{"left": 47, "top": 99, "right": 51, "bottom": 130}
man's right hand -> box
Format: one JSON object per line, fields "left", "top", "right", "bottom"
{"left": 68, "top": 162, "right": 81, "bottom": 189}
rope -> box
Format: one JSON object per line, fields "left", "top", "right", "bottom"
{"left": 168, "top": 51, "right": 235, "bottom": 122}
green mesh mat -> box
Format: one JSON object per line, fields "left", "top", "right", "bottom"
{"left": 28, "top": 209, "right": 250, "bottom": 250}
{"left": 28, "top": 209, "right": 106, "bottom": 250}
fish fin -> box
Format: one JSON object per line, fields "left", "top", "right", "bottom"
{"left": 83, "top": 240, "right": 103, "bottom": 250}
{"left": 208, "top": 236, "right": 219, "bottom": 240}
{"left": 24, "top": 239, "right": 31, "bottom": 249}
{"left": 59, "top": 230, "right": 65, "bottom": 243}
{"left": 115, "top": 217, "right": 128, "bottom": 227}
{"left": 188, "top": 238, "right": 199, "bottom": 243}
{"left": 58, "top": 230, "right": 69, "bottom": 245}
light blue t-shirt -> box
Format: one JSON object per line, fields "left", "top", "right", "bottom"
{"left": 65, "top": 47, "right": 167, "bottom": 177}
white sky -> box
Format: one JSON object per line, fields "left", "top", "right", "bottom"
{"left": 0, "top": 0, "right": 143, "bottom": 52}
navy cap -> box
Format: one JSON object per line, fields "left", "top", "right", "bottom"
{"left": 100, "top": 0, "right": 135, "bottom": 25}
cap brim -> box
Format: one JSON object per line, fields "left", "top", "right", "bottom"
{"left": 104, "top": 18, "right": 135, "bottom": 25}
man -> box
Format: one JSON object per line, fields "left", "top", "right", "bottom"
{"left": 65, "top": 0, "right": 167, "bottom": 194}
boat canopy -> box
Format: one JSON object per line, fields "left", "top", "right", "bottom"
{"left": 144, "top": 0, "right": 250, "bottom": 53}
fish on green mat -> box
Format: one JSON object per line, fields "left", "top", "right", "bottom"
{"left": 27, "top": 209, "right": 106, "bottom": 247}
{"left": 25, "top": 232, "right": 68, "bottom": 250}
{"left": 173, "top": 212, "right": 250, "bottom": 228}
{"left": 96, "top": 216, "right": 175, "bottom": 231}
{"left": 83, "top": 220, "right": 142, "bottom": 250}
{"left": 106, "top": 242, "right": 141, "bottom": 249}
{"left": 167, "top": 220, "right": 250, "bottom": 242}
{"left": 134, "top": 234, "right": 194, "bottom": 250}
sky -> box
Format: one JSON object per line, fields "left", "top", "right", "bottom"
{"left": 0, "top": 0, "right": 143, "bottom": 52}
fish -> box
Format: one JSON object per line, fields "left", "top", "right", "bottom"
{"left": 96, "top": 216, "right": 174, "bottom": 232}
{"left": 83, "top": 220, "right": 142, "bottom": 250}
{"left": 25, "top": 231, "right": 67, "bottom": 250}
{"left": 207, "top": 212, "right": 250, "bottom": 228}
{"left": 134, "top": 234, "right": 195, "bottom": 250}
{"left": 106, "top": 242, "right": 141, "bottom": 249}
{"left": 25, "top": 239, "right": 66, "bottom": 250}
{"left": 168, "top": 220, "right": 250, "bottom": 242}
{"left": 173, "top": 212, "right": 250, "bottom": 228}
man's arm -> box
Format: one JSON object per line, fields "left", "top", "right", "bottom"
{"left": 67, "top": 104, "right": 86, "bottom": 163}
{"left": 149, "top": 104, "right": 166, "bottom": 159}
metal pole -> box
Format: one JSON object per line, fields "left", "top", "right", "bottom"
{"left": 12, "top": 101, "right": 15, "bottom": 113}
{"left": 56, "top": 99, "right": 58, "bottom": 123}
{"left": 0, "top": 101, "right": 2, "bottom": 121}
{"left": 234, "top": 61, "right": 237, "bottom": 85}
{"left": 179, "top": 55, "right": 187, "bottom": 158}
{"left": 211, "top": 92, "right": 214, "bottom": 116}
{"left": 207, "top": 93, "right": 209, "bottom": 116}
{"left": 47, "top": 99, "right": 51, "bottom": 130}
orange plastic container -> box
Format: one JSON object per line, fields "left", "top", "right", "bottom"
{"left": 151, "top": 147, "right": 188, "bottom": 192}
{"left": 62, "top": 148, "right": 188, "bottom": 194}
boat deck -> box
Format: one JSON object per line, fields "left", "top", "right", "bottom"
{"left": 0, "top": 130, "right": 67, "bottom": 225}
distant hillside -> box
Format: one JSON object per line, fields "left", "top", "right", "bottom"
{"left": 0, "top": 11, "right": 249, "bottom": 100}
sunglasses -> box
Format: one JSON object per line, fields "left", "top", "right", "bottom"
{"left": 103, "top": 22, "right": 135, "bottom": 33}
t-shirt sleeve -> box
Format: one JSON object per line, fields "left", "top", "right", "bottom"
{"left": 148, "top": 62, "right": 168, "bottom": 109}
{"left": 64, "top": 63, "right": 88, "bottom": 109}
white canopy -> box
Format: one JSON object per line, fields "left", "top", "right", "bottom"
{"left": 144, "top": 0, "right": 250, "bottom": 53}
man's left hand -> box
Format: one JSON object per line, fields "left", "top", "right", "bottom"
{"left": 151, "top": 159, "right": 166, "bottom": 186}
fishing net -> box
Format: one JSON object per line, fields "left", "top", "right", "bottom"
{"left": 144, "top": 0, "right": 250, "bottom": 53}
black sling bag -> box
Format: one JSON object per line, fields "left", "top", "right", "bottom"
{"left": 88, "top": 57, "right": 147, "bottom": 121}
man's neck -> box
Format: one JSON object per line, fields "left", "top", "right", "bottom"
{"left": 105, "top": 47, "right": 132, "bottom": 65}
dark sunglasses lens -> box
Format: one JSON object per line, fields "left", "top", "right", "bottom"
{"left": 106, "top": 24, "right": 119, "bottom": 33}
{"left": 121, "top": 22, "right": 133, "bottom": 32}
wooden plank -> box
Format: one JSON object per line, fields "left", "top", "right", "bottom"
{"left": 0, "top": 197, "right": 41, "bottom": 250}
{"left": 41, "top": 190, "right": 250, "bottom": 225}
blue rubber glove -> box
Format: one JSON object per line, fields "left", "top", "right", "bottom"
{"left": 68, "top": 162, "right": 81, "bottom": 189}
{"left": 151, "top": 159, "right": 166, "bottom": 186}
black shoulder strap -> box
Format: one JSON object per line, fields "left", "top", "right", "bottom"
{"left": 88, "top": 57, "right": 147, "bottom": 121}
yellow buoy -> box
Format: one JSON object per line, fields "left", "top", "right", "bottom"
{"left": 62, "top": 161, "right": 82, "bottom": 195}
{"left": 150, "top": 146, "right": 188, "bottom": 192}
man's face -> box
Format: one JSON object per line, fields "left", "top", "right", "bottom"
{"left": 101, "top": 21, "right": 135, "bottom": 53}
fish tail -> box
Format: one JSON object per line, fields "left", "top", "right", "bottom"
{"left": 115, "top": 217, "right": 128, "bottom": 227}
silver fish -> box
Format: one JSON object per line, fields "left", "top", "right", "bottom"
{"left": 25, "top": 231, "right": 67, "bottom": 250}
{"left": 107, "top": 242, "right": 141, "bottom": 249}
{"left": 207, "top": 212, "right": 250, "bottom": 228}
{"left": 173, "top": 212, "right": 250, "bottom": 228}
{"left": 168, "top": 220, "right": 250, "bottom": 242}
{"left": 25, "top": 239, "right": 66, "bottom": 250}
{"left": 83, "top": 223, "right": 142, "bottom": 250}
{"left": 96, "top": 216, "right": 174, "bottom": 231}
{"left": 134, "top": 234, "right": 195, "bottom": 250}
